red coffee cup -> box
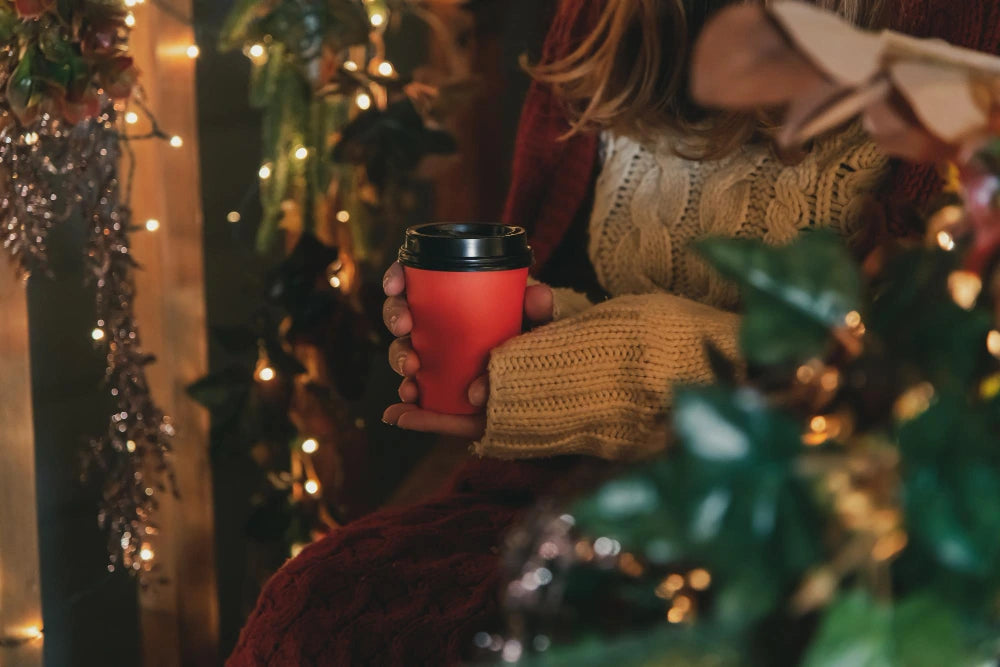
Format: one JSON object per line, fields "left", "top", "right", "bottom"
{"left": 398, "top": 223, "right": 533, "bottom": 415}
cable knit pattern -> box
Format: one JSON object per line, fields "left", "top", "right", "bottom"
{"left": 477, "top": 125, "right": 890, "bottom": 459}
{"left": 591, "top": 123, "right": 889, "bottom": 310}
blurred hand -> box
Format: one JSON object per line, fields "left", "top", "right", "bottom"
{"left": 380, "top": 261, "right": 554, "bottom": 439}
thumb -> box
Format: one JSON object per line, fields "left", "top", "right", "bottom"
{"left": 524, "top": 284, "right": 554, "bottom": 324}
{"left": 468, "top": 375, "right": 490, "bottom": 408}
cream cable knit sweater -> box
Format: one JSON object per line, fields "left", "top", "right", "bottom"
{"left": 476, "top": 124, "right": 889, "bottom": 460}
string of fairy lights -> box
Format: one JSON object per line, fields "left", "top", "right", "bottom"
{"left": 237, "top": 0, "right": 399, "bottom": 523}
{"left": 118, "top": 0, "right": 400, "bottom": 545}
{"left": 2, "top": 0, "right": 413, "bottom": 648}
{"left": 114, "top": 0, "right": 397, "bottom": 522}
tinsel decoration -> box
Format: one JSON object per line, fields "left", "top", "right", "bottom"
{"left": 0, "top": 0, "right": 175, "bottom": 580}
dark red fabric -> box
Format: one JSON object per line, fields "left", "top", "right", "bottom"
{"left": 227, "top": 457, "right": 584, "bottom": 666}
{"left": 502, "top": 0, "right": 603, "bottom": 274}
{"left": 884, "top": 0, "right": 1000, "bottom": 221}
{"left": 228, "top": 3, "right": 1000, "bottom": 666}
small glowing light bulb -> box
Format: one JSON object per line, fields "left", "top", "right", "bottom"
{"left": 936, "top": 230, "right": 956, "bottom": 251}
{"left": 257, "top": 366, "right": 275, "bottom": 382}
{"left": 370, "top": 12, "right": 385, "bottom": 27}
{"left": 294, "top": 146, "right": 308, "bottom": 160}
{"left": 125, "top": 111, "right": 139, "bottom": 124}
{"left": 144, "top": 218, "right": 160, "bottom": 232}
{"left": 139, "top": 545, "right": 154, "bottom": 561}
{"left": 258, "top": 164, "right": 272, "bottom": 180}
{"left": 304, "top": 479, "right": 320, "bottom": 495}
{"left": 248, "top": 43, "right": 267, "bottom": 64}
{"left": 377, "top": 61, "right": 394, "bottom": 76}
{"left": 24, "top": 132, "right": 38, "bottom": 145}
{"left": 687, "top": 568, "right": 711, "bottom": 590}
{"left": 125, "top": 12, "right": 136, "bottom": 27}
{"left": 126, "top": 440, "right": 137, "bottom": 453}
{"left": 91, "top": 328, "right": 105, "bottom": 341}
{"left": 125, "top": 0, "right": 138, "bottom": 6}
{"left": 988, "top": 330, "right": 1000, "bottom": 357}
{"left": 301, "top": 438, "right": 319, "bottom": 454}
{"left": 24, "top": 626, "right": 42, "bottom": 640}
{"left": 329, "top": 275, "right": 342, "bottom": 288}
{"left": 335, "top": 210, "right": 350, "bottom": 223}
{"left": 343, "top": 60, "right": 358, "bottom": 72}
{"left": 227, "top": 211, "right": 241, "bottom": 223}
{"left": 355, "top": 92, "right": 372, "bottom": 110}
{"left": 169, "top": 135, "right": 183, "bottom": 148}
{"left": 948, "top": 270, "right": 982, "bottom": 310}
{"left": 186, "top": 45, "right": 200, "bottom": 59}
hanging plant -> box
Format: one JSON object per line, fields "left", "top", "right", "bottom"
{"left": 0, "top": 0, "right": 178, "bottom": 582}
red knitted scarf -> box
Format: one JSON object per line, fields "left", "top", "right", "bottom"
{"left": 228, "top": 3, "right": 1000, "bottom": 665}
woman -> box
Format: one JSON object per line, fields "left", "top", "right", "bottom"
{"left": 229, "top": 1, "right": 1000, "bottom": 664}
{"left": 382, "top": 0, "right": 892, "bottom": 460}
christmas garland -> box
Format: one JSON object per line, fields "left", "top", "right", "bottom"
{"left": 188, "top": 0, "right": 470, "bottom": 554}
{"left": 0, "top": 0, "right": 177, "bottom": 580}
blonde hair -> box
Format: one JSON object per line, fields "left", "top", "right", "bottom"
{"left": 531, "top": 0, "right": 888, "bottom": 159}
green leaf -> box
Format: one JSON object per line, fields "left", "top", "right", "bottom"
{"left": 673, "top": 386, "right": 801, "bottom": 466}
{"left": 186, "top": 368, "right": 252, "bottom": 413}
{"left": 898, "top": 393, "right": 1000, "bottom": 578}
{"left": 696, "top": 232, "right": 862, "bottom": 366}
{"left": 37, "top": 26, "right": 83, "bottom": 89}
{"left": 868, "top": 248, "right": 993, "bottom": 388}
{"left": 703, "top": 340, "right": 738, "bottom": 384}
{"left": 804, "top": 591, "right": 894, "bottom": 667}
{"left": 0, "top": 4, "right": 18, "bottom": 43}
{"left": 805, "top": 591, "right": 980, "bottom": 667}
{"left": 892, "top": 595, "right": 970, "bottom": 667}
{"left": 219, "top": 0, "right": 269, "bottom": 51}
{"left": 7, "top": 48, "right": 39, "bottom": 119}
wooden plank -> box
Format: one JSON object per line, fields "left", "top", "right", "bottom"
{"left": 0, "top": 275, "right": 44, "bottom": 667}
{"left": 127, "top": 0, "right": 219, "bottom": 664}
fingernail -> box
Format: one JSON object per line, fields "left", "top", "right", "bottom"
{"left": 396, "top": 353, "right": 407, "bottom": 374}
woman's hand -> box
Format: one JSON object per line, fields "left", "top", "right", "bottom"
{"left": 380, "top": 261, "right": 554, "bottom": 439}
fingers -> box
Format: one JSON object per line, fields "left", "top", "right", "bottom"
{"left": 468, "top": 375, "right": 489, "bottom": 408}
{"left": 388, "top": 337, "right": 420, "bottom": 377}
{"left": 524, "top": 284, "right": 554, "bottom": 324}
{"left": 383, "top": 295, "right": 413, "bottom": 337}
{"left": 398, "top": 377, "right": 419, "bottom": 403}
{"left": 382, "top": 403, "right": 421, "bottom": 425}
{"left": 382, "top": 403, "right": 487, "bottom": 440}
{"left": 383, "top": 261, "right": 405, "bottom": 297}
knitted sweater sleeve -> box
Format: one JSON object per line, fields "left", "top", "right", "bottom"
{"left": 550, "top": 286, "right": 595, "bottom": 320}
{"left": 473, "top": 293, "right": 740, "bottom": 460}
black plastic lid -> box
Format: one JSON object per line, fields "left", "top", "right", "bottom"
{"left": 398, "top": 223, "right": 533, "bottom": 272}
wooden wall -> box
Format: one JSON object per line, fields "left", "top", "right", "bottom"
{"left": 0, "top": 277, "right": 43, "bottom": 667}
{"left": 129, "top": 0, "right": 219, "bottom": 664}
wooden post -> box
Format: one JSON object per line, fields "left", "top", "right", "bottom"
{"left": 0, "top": 275, "right": 44, "bottom": 667}
{"left": 128, "top": 0, "right": 219, "bottom": 664}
